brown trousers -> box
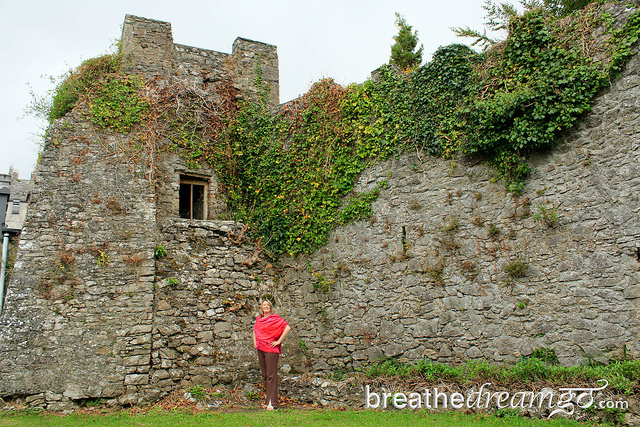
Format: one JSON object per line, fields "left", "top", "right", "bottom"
{"left": 257, "top": 350, "right": 280, "bottom": 407}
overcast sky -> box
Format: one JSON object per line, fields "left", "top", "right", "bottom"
{"left": 0, "top": 0, "right": 498, "bottom": 179}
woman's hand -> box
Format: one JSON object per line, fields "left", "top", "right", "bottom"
{"left": 269, "top": 325, "right": 291, "bottom": 347}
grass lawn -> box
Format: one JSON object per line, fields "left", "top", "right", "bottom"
{"left": 0, "top": 409, "right": 609, "bottom": 427}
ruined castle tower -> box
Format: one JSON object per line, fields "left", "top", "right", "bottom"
{"left": 1, "top": 6, "right": 640, "bottom": 412}
{"left": 0, "top": 15, "right": 280, "bottom": 408}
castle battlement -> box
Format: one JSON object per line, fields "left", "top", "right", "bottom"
{"left": 1, "top": 8, "right": 639, "bottom": 414}
{"left": 121, "top": 14, "right": 279, "bottom": 106}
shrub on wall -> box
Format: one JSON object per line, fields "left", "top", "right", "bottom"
{"left": 49, "top": 54, "right": 120, "bottom": 122}
{"left": 47, "top": 51, "right": 148, "bottom": 133}
{"left": 34, "top": 3, "right": 640, "bottom": 258}
{"left": 189, "top": 3, "right": 640, "bottom": 257}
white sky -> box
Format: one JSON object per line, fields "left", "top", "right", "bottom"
{"left": 0, "top": 0, "right": 496, "bottom": 179}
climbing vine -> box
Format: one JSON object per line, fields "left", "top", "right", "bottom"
{"left": 167, "top": 2, "right": 639, "bottom": 257}
{"left": 46, "top": 50, "right": 148, "bottom": 132}
{"left": 412, "top": 43, "right": 477, "bottom": 157}
{"left": 210, "top": 80, "right": 392, "bottom": 257}
{"left": 89, "top": 74, "right": 148, "bottom": 133}
{"left": 464, "top": 7, "right": 611, "bottom": 192}
{"left": 39, "top": 2, "right": 640, "bottom": 258}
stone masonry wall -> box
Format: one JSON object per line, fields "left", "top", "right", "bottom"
{"left": 231, "top": 37, "right": 279, "bottom": 107}
{"left": 150, "top": 219, "right": 265, "bottom": 394}
{"left": 0, "top": 111, "right": 157, "bottom": 408}
{"left": 0, "top": 15, "right": 282, "bottom": 408}
{"left": 1, "top": 9, "right": 639, "bottom": 413}
{"left": 121, "top": 14, "right": 279, "bottom": 106}
{"left": 273, "top": 33, "right": 640, "bottom": 372}
{"left": 121, "top": 15, "right": 174, "bottom": 77}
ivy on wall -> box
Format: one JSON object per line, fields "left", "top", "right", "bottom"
{"left": 465, "top": 8, "right": 609, "bottom": 192}
{"left": 43, "top": 3, "right": 640, "bottom": 258}
{"left": 41, "top": 49, "right": 148, "bottom": 134}
{"left": 211, "top": 80, "right": 393, "bottom": 257}
{"left": 206, "top": 4, "right": 639, "bottom": 256}
{"left": 412, "top": 43, "right": 476, "bottom": 157}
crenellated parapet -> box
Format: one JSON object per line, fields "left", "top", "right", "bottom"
{"left": 120, "top": 14, "right": 279, "bottom": 106}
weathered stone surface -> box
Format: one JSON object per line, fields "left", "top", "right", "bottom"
{"left": 1, "top": 4, "right": 640, "bottom": 413}
{"left": 25, "top": 394, "right": 45, "bottom": 407}
{"left": 63, "top": 385, "right": 88, "bottom": 400}
{"left": 124, "top": 374, "right": 149, "bottom": 386}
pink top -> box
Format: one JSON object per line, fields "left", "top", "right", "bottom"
{"left": 254, "top": 314, "right": 288, "bottom": 354}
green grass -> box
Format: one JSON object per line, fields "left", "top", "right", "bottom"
{"left": 365, "top": 357, "right": 640, "bottom": 396}
{"left": 0, "top": 409, "right": 608, "bottom": 427}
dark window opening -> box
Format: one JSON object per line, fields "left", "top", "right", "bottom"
{"left": 179, "top": 176, "right": 208, "bottom": 220}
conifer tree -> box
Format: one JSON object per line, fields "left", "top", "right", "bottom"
{"left": 390, "top": 13, "right": 424, "bottom": 71}
{"left": 452, "top": 0, "right": 596, "bottom": 50}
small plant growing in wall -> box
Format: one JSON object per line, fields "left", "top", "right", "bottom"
{"left": 88, "top": 243, "right": 110, "bottom": 268}
{"left": 530, "top": 347, "right": 558, "bottom": 365}
{"left": 246, "top": 391, "right": 261, "bottom": 400}
{"left": 36, "top": 250, "right": 78, "bottom": 301}
{"left": 533, "top": 203, "right": 558, "bottom": 228}
{"left": 56, "top": 250, "right": 76, "bottom": 275}
{"left": 96, "top": 250, "right": 109, "bottom": 267}
{"left": 313, "top": 273, "right": 333, "bottom": 293}
{"left": 408, "top": 199, "right": 422, "bottom": 211}
{"left": 471, "top": 216, "right": 485, "bottom": 226}
{"left": 36, "top": 281, "right": 55, "bottom": 300}
{"left": 424, "top": 257, "right": 446, "bottom": 286}
{"left": 105, "top": 198, "right": 124, "bottom": 214}
{"left": 154, "top": 245, "right": 168, "bottom": 259}
{"left": 298, "top": 339, "right": 309, "bottom": 355}
{"left": 188, "top": 385, "right": 208, "bottom": 401}
{"left": 123, "top": 253, "right": 145, "bottom": 268}
{"left": 332, "top": 366, "right": 346, "bottom": 381}
{"left": 503, "top": 258, "right": 528, "bottom": 279}
{"left": 460, "top": 260, "right": 478, "bottom": 278}
{"left": 488, "top": 224, "right": 500, "bottom": 238}
{"left": 442, "top": 218, "right": 460, "bottom": 233}
{"left": 187, "top": 232, "right": 208, "bottom": 252}
{"left": 318, "top": 307, "right": 332, "bottom": 328}
{"left": 438, "top": 235, "right": 460, "bottom": 253}
{"left": 519, "top": 196, "right": 532, "bottom": 219}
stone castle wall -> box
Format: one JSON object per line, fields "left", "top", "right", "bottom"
{"left": 0, "top": 112, "right": 157, "bottom": 407}
{"left": 0, "top": 10, "right": 639, "bottom": 412}
{"left": 121, "top": 14, "right": 279, "bottom": 106}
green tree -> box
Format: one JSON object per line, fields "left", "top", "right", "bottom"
{"left": 390, "top": 13, "right": 423, "bottom": 71}
{"left": 452, "top": 0, "right": 596, "bottom": 49}
{"left": 539, "top": 0, "right": 595, "bottom": 16}
{"left": 451, "top": 0, "right": 519, "bottom": 49}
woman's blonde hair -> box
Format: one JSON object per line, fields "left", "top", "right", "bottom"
{"left": 259, "top": 300, "right": 275, "bottom": 317}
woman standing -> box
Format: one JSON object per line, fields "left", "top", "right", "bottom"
{"left": 253, "top": 300, "right": 291, "bottom": 410}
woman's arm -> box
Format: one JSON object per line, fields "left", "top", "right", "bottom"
{"left": 253, "top": 329, "right": 257, "bottom": 349}
{"left": 270, "top": 325, "right": 291, "bottom": 347}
